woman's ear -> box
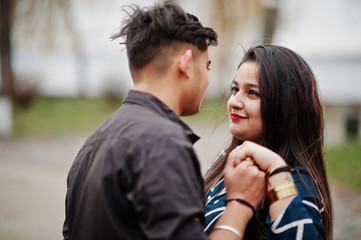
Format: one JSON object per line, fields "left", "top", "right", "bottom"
{"left": 179, "top": 49, "right": 192, "bottom": 79}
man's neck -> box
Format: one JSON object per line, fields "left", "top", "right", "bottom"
{"left": 133, "top": 81, "right": 182, "bottom": 116}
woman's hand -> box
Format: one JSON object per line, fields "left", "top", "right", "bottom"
{"left": 230, "top": 141, "right": 286, "bottom": 172}
{"left": 224, "top": 141, "right": 288, "bottom": 207}
{"left": 225, "top": 141, "right": 297, "bottom": 222}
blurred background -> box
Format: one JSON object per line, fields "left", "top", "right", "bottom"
{"left": 0, "top": 0, "right": 360, "bottom": 239}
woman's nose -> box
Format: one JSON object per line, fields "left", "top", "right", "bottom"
{"left": 228, "top": 94, "right": 244, "bottom": 110}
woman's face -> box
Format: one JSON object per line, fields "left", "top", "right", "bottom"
{"left": 227, "top": 61, "right": 263, "bottom": 144}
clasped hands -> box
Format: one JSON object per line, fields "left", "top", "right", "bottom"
{"left": 224, "top": 141, "right": 287, "bottom": 210}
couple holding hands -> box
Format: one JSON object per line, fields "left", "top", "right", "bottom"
{"left": 63, "top": 2, "right": 333, "bottom": 240}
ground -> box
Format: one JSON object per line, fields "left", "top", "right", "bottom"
{"left": 0, "top": 121, "right": 360, "bottom": 239}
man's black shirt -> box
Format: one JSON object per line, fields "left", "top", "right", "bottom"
{"left": 63, "top": 90, "right": 208, "bottom": 240}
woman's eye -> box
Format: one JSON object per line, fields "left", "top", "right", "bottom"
{"left": 249, "top": 90, "right": 260, "bottom": 96}
{"left": 231, "top": 86, "right": 239, "bottom": 94}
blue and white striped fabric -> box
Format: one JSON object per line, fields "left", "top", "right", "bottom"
{"left": 204, "top": 178, "right": 227, "bottom": 233}
{"left": 204, "top": 167, "right": 326, "bottom": 239}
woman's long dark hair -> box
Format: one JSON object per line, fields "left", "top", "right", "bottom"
{"left": 204, "top": 45, "right": 333, "bottom": 239}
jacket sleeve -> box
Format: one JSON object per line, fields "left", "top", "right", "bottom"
{"left": 265, "top": 172, "right": 326, "bottom": 240}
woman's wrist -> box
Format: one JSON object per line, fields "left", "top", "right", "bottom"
{"left": 266, "top": 159, "right": 287, "bottom": 173}
{"left": 267, "top": 171, "right": 294, "bottom": 189}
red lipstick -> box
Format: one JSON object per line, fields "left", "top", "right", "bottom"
{"left": 230, "top": 113, "right": 245, "bottom": 120}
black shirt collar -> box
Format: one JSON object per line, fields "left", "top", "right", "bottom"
{"left": 122, "top": 90, "right": 200, "bottom": 144}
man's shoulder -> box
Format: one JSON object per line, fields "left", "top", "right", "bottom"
{"left": 120, "top": 104, "right": 186, "bottom": 138}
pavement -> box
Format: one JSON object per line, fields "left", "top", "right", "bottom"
{"left": 0, "top": 121, "right": 360, "bottom": 240}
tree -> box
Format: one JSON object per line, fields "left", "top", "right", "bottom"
{"left": 0, "top": 0, "right": 16, "bottom": 99}
{"left": 1, "top": 0, "right": 89, "bottom": 102}
{"left": 261, "top": 0, "right": 279, "bottom": 44}
{"left": 210, "top": 0, "right": 264, "bottom": 95}
{"left": 209, "top": 0, "right": 279, "bottom": 96}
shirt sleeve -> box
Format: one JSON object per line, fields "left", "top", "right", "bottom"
{"left": 265, "top": 173, "right": 326, "bottom": 240}
{"left": 129, "top": 135, "right": 209, "bottom": 240}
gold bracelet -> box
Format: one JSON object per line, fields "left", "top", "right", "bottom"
{"left": 267, "top": 182, "right": 298, "bottom": 204}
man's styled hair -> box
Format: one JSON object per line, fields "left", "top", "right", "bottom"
{"left": 111, "top": 1, "right": 218, "bottom": 72}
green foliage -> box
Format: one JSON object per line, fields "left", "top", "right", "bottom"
{"left": 12, "top": 98, "right": 361, "bottom": 190}
{"left": 12, "top": 97, "right": 226, "bottom": 136}
{"left": 13, "top": 97, "right": 121, "bottom": 136}
{"left": 182, "top": 98, "right": 228, "bottom": 124}
{"left": 326, "top": 142, "right": 361, "bottom": 190}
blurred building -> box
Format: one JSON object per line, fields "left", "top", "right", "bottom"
{"left": 9, "top": 0, "right": 361, "bottom": 142}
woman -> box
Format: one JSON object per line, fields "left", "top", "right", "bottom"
{"left": 204, "top": 45, "right": 333, "bottom": 239}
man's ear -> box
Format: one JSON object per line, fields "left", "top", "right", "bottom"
{"left": 179, "top": 49, "right": 193, "bottom": 79}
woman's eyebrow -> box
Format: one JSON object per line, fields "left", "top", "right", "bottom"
{"left": 233, "top": 80, "right": 259, "bottom": 88}
{"left": 245, "top": 83, "right": 259, "bottom": 88}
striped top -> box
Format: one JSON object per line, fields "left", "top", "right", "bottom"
{"left": 204, "top": 165, "right": 326, "bottom": 239}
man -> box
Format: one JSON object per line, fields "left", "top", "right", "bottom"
{"left": 63, "top": 2, "right": 263, "bottom": 239}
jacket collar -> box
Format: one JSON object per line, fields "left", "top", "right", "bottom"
{"left": 122, "top": 90, "right": 200, "bottom": 144}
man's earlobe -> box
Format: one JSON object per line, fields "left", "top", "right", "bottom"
{"left": 179, "top": 49, "right": 192, "bottom": 79}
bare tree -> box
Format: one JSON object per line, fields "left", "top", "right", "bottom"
{"left": 210, "top": 0, "right": 264, "bottom": 95}
{"left": 261, "top": 0, "right": 279, "bottom": 44}
{"left": 1, "top": 0, "right": 89, "bottom": 102}
{"left": 0, "top": 0, "right": 15, "bottom": 99}
{"left": 61, "top": 0, "right": 88, "bottom": 97}
{"left": 207, "top": 0, "right": 279, "bottom": 97}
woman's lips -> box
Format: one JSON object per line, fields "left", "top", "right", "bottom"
{"left": 230, "top": 113, "right": 246, "bottom": 120}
